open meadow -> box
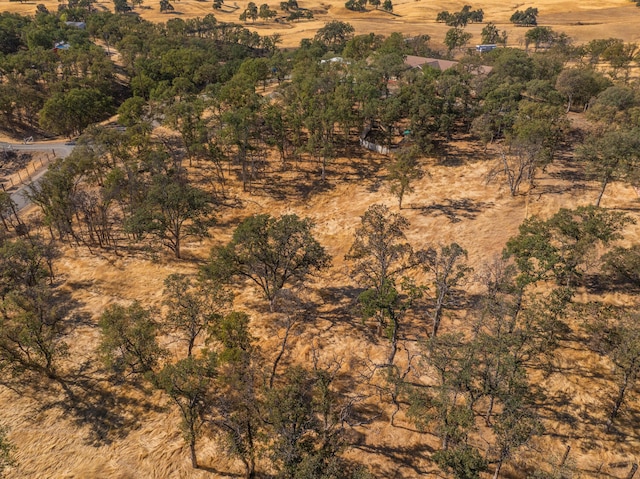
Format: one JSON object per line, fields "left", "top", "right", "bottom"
{"left": 3, "top": 0, "right": 640, "bottom": 48}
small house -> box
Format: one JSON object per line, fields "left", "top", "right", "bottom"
{"left": 65, "top": 21, "right": 86, "bottom": 29}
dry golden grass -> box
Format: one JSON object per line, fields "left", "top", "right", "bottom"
{"left": 2, "top": 113, "right": 640, "bottom": 477}
{"left": 3, "top": 0, "right": 640, "bottom": 49}
{"left": 124, "top": 0, "right": 640, "bottom": 49}
{"left": 2, "top": 1, "right": 640, "bottom": 477}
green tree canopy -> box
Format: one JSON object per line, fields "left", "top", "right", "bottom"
{"left": 153, "top": 353, "right": 217, "bottom": 468}
{"left": 387, "top": 146, "right": 422, "bottom": 209}
{"left": 162, "top": 273, "right": 231, "bottom": 357}
{"left": 444, "top": 27, "right": 472, "bottom": 53}
{"left": 159, "top": 0, "right": 174, "bottom": 12}
{"left": 504, "top": 205, "right": 633, "bottom": 288}
{"left": 204, "top": 214, "right": 330, "bottom": 309}
{"left": 39, "top": 88, "right": 115, "bottom": 138}
{"left": 313, "top": 20, "right": 355, "bottom": 52}
{"left": 481, "top": 22, "right": 507, "bottom": 46}
{"left": 126, "top": 172, "right": 214, "bottom": 259}
{"left": 555, "top": 68, "right": 611, "bottom": 112}
{"left": 510, "top": 7, "right": 538, "bottom": 26}
{"left": 98, "top": 301, "right": 165, "bottom": 377}
{"left": 576, "top": 126, "right": 640, "bottom": 206}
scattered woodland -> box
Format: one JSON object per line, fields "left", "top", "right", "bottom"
{"left": 2, "top": 1, "right": 640, "bottom": 478}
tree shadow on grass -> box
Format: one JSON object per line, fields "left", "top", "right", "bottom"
{"left": 314, "top": 285, "right": 379, "bottom": 342}
{"left": 583, "top": 273, "right": 640, "bottom": 295}
{"left": 251, "top": 171, "right": 338, "bottom": 201}
{"left": 294, "top": 177, "right": 336, "bottom": 199}
{"left": 251, "top": 145, "right": 387, "bottom": 200}
{"left": 21, "top": 289, "right": 162, "bottom": 445}
{"left": 534, "top": 394, "right": 581, "bottom": 431}
{"left": 605, "top": 405, "right": 640, "bottom": 449}
{"left": 417, "top": 198, "right": 493, "bottom": 223}
{"left": 2, "top": 367, "right": 161, "bottom": 447}
{"left": 547, "top": 162, "right": 590, "bottom": 184}
{"left": 354, "top": 442, "right": 436, "bottom": 477}
{"left": 41, "top": 372, "right": 165, "bottom": 446}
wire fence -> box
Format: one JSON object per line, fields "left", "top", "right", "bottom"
{"left": 0, "top": 153, "right": 52, "bottom": 191}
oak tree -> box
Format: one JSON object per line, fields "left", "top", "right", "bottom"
{"left": 504, "top": 205, "right": 632, "bottom": 288}
{"left": 387, "top": 146, "right": 422, "bottom": 210}
{"left": 510, "top": 7, "right": 538, "bottom": 27}
{"left": 160, "top": 0, "right": 174, "bottom": 12}
{"left": 347, "top": 204, "right": 426, "bottom": 363}
{"left": 576, "top": 126, "right": 640, "bottom": 207}
{"left": 154, "top": 353, "right": 217, "bottom": 468}
{"left": 444, "top": 27, "right": 472, "bottom": 54}
{"left": 162, "top": 273, "right": 231, "bottom": 357}
{"left": 0, "top": 283, "right": 67, "bottom": 380}
{"left": 132, "top": 172, "right": 214, "bottom": 259}
{"left": 489, "top": 399, "right": 543, "bottom": 478}
{"left": 585, "top": 305, "right": 640, "bottom": 432}
{"left": 204, "top": 214, "right": 330, "bottom": 310}
{"left": 39, "top": 88, "right": 114, "bottom": 138}
{"left": 314, "top": 21, "right": 355, "bottom": 52}
{"left": 208, "top": 311, "right": 260, "bottom": 478}
{"left": 555, "top": 68, "right": 610, "bottom": 112}
{"left": 266, "top": 365, "right": 369, "bottom": 478}
{"left": 481, "top": 23, "right": 507, "bottom": 46}
{"left": 98, "top": 301, "right": 165, "bottom": 377}
{"left": 423, "top": 243, "right": 472, "bottom": 338}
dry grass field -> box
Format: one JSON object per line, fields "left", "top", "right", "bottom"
{"left": 2, "top": 125, "right": 640, "bottom": 478}
{"left": 3, "top": 0, "right": 640, "bottom": 48}
{"left": 2, "top": 0, "right": 640, "bottom": 478}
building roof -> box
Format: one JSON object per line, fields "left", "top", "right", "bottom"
{"left": 65, "top": 21, "right": 86, "bottom": 29}
{"left": 320, "top": 56, "right": 350, "bottom": 65}
{"left": 470, "top": 64, "right": 493, "bottom": 75}
{"left": 404, "top": 55, "right": 431, "bottom": 69}
{"left": 405, "top": 55, "right": 459, "bottom": 71}
{"left": 404, "top": 55, "right": 492, "bottom": 75}
{"left": 425, "top": 58, "right": 459, "bottom": 71}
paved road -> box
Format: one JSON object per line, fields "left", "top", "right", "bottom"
{"left": 1, "top": 141, "right": 75, "bottom": 211}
